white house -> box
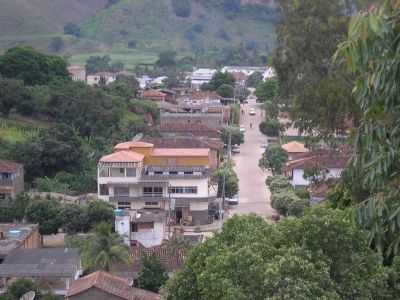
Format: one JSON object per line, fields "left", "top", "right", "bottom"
{"left": 191, "top": 68, "right": 217, "bottom": 90}
{"left": 87, "top": 72, "right": 117, "bottom": 86}
{"left": 67, "top": 65, "right": 86, "bottom": 82}
{"left": 284, "top": 150, "right": 349, "bottom": 188}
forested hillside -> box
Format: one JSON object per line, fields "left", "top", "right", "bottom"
{"left": 0, "top": 0, "right": 279, "bottom": 68}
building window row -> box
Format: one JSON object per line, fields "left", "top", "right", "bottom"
{"left": 100, "top": 167, "right": 137, "bottom": 177}
{"left": 143, "top": 187, "right": 163, "bottom": 196}
{"left": 169, "top": 186, "right": 198, "bottom": 194}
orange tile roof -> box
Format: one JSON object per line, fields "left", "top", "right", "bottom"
{"left": 152, "top": 148, "right": 210, "bottom": 157}
{"left": 66, "top": 271, "right": 160, "bottom": 300}
{"left": 114, "top": 141, "right": 154, "bottom": 150}
{"left": 100, "top": 151, "right": 144, "bottom": 163}
{"left": 281, "top": 141, "right": 309, "bottom": 153}
{"left": 0, "top": 160, "right": 21, "bottom": 172}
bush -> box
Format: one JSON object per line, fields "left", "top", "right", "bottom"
{"left": 271, "top": 189, "right": 299, "bottom": 216}
{"left": 217, "top": 84, "right": 234, "bottom": 98}
{"left": 266, "top": 175, "right": 292, "bottom": 193}
{"left": 288, "top": 199, "right": 310, "bottom": 217}
{"left": 259, "top": 119, "right": 282, "bottom": 137}
{"left": 172, "top": 0, "right": 192, "bottom": 18}
{"left": 295, "top": 187, "right": 311, "bottom": 199}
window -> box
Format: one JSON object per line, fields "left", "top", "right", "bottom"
{"left": 145, "top": 201, "right": 159, "bottom": 207}
{"left": 154, "top": 171, "right": 163, "bottom": 175}
{"left": 169, "top": 171, "right": 178, "bottom": 175}
{"left": 184, "top": 171, "right": 194, "bottom": 175}
{"left": 143, "top": 187, "right": 163, "bottom": 196}
{"left": 169, "top": 186, "right": 197, "bottom": 194}
{"left": 131, "top": 223, "right": 138, "bottom": 232}
{"left": 99, "top": 184, "right": 109, "bottom": 196}
{"left": 110, "top": 168, "right": 125, "bottom": 177}
{"left": 114, "top": 187, "right": 129, "bottom": 196}
{"left": 126, "top": 168, "right": 136, "bottom": 177}
{"left": 118, "top": 202, "right": 131, "bottom": 209}
{"left": 138, "top": 222, "right": 154, "bottom": 230}
{"left": 0, "top": 194, "right": 6, "bottom": 200}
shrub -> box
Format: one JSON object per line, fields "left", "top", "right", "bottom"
{"left": 271, "top": 189, "right": 299, "bottom": 216}
{"left": 266, "top": 175, "right": 292, "bottom": 193}
{"left": 172, "top": 0, "right": 192, "bottom": 18}
{"left": 259, "top": 119, "right": 282, "bottom": 137}
{"left": 288, "top": 199, "right": 310, "bottom": 217}
{"left": 295, "top": 187, "right": 311, "bottom": 199}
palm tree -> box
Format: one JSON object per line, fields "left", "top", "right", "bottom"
{"left": 81, "top": 222, "right": 131, "bottom": 272}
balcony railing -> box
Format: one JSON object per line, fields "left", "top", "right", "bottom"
{"left": 0, "top": 179, "right": 13, "bottom": 186}
{"left": 109, "top": 195, "right": 168, "bottom": 203}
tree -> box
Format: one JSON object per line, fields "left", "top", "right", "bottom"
{"left": 138, "top": 255, "right": 169, "bottom": 292}
{"left": 6, "top": 278, "right": 40, "bottom": 299}
{"left": 259, "top": 145, "right": 288, "bottom": 175}
{"left": 273, "top": 0, "right": 360, "bottom": 136}
{"left": 164, "top": 208, "right": 389, "bottom": 300}
{"left": 259, "top": 119, "right": 283, "bottom": 137}
{"left": 204, "top": 71, "right": 235, "bottom": 91}
{"left": 86, "top": 200, "right": 115, "bottom": 229}
{"left": 156, "top": 51, "right": 177, "bottom": 67}
{"left": 61, "top": 204, "right": 89, "bottom": 234}
{"left": 246, "top": 71, "right": 263, "bottom": 87}
{"left": 80, "top": 222, "right": 131, "bottom": 272}
{"left": 64, "top": 22, "right": 81, "bottom": 37}
{"left": 0, "top": 79, "right": 24, "bottom": 116}
{"left": 12, "top": 193, "right": 32, "bottom": 221}
{"left": 0, "top": 47, "right": 69, "bottom": 85}
{"left": 214, "top": 162, "right": 239, "bottom": 198}
{"left": 255, "top": 78, "right": 278, "bottom": 102}
{"left": 335, "top": 1, "right": 400, "bottom": 261}
{"left": 25, "top": 198, "right": 62, "bottom": 235}
{"left": 216, "top": 84, "right": 234, "bottom": 98}
{"left": 220, "top": 126, "right": 244, "bottom": 146}
{"left": 172, "top": 0, "right": 192, "bottom": 17}
{"left": 85, "top": 55, "right": 112, "bottom": 74}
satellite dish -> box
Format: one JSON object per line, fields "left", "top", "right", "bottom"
{"left": 20, "top": 291, "right": 35, "bottom": 300}
{"left": 132, "top": 133, "right": 143, "bottom": 142}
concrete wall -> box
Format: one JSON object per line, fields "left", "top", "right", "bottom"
{"left": 132, "top": 221, "right": 165, "bottom": 248}
{"left": 291, "top": 168, "right": 343, "bottom": 187}
{"left": 160, "top": 113, "right": 224, "bottom": 130}
{"left": 168, "top": 178, "right": 209, "bottom": 198}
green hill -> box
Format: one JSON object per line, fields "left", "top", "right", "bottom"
{"left": 0, "top": 0, "right": 279, "bottom": 68}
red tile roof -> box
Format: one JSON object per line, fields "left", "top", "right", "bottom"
{"left": 142, "top": 90, "right": 166, "bottom": 99}
{"left": 0, "top": 160, "right": 21, "bottom": 172}
{"left": 285, "top": 150, "right": 350, "bottom": 171}
{"left": 66, "top": 271, "right": 160, "bottom": 300}
{"left": 152, "top": 148, "right": 210, "bottom": 157}
{"left": 281, "top": 141, "right": 309, "bottom": 154}
{"left": 115, "top": 141, "right": 154, "bottom": 151}
{"left": 100, "top": 151, "right": 144, "bottom": 163}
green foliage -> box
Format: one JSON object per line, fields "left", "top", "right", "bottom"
{"left": 0, "top": 79, "right": 25, "bottom": 117}
{"left": 164, "top": 208, "right": 389, "bottom": 299}
{"left": 172, "top": 0, "right": 192, "bottom": 18}
{"left": 220, "top": 126, "right": 244, "bottom": 146}
{"left": 156, "top": 51, "right": 177, "bottom": 67}
{"left": 229, "top": 104, "right": 240, "bottom": 126}
{"left": 259, "top": 119, "right": 282, "bottom": 137}
{"left": 0, "top": 47, "right": 69, "bottom": 85}
{"left": 214, "top": 162, "right": 239, "bottom": 198}
{"left": 273, "top": 0, "right": 359, "bottom": 136}
{"left": 295, "top": 187, "right": 311, "bottom": 199}
{"left": 203, "top": 71, "right": 235, "bottom": 91}
{"left": 6, "top": 279, "right": 40, "bottom": 300}
{"left": 61, "top": 204, "right": 89, "bottom": 234}
{"left": 85, "top": 55, "right": 112, "bottom": 74}
{"left": 288, "top": 198, "right": 310, "bottom": 217}
{"left": 246, "top": 71, "right": 263, "bottom": 88}
{"left": 259, "top": 144, "right": 288, "bottom": 175}
{"left": 255, "top": 78, "right": 279, "bottom": 102}
{"left": 138, "top": 255, "right": 169, "bottom": 292}
{"left": 266, "top": 175, "right": 291, "bottom": 193}
{"left": 86, "top": 200, "right": 115, "bottom": 229}
{"left": 216, "top": 84, "right": 234, "bottom": 98}
{"left": 80, "top": 222, "right": 131, "bottom": 272}
{"left": 271, "top": 189, "right": 299, "bottom": 216}
{"left": 25, "top": 198, "right": 63, "bottom": 235}
{"left": 64, "top": 22, "right": 81, "bottom": 37}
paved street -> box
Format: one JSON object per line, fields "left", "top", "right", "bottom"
{"left": 230, "top": 98, "right": 275, "bottom": 218}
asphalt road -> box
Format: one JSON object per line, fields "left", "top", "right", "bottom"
{"left": 230, "top": 97, "right": 275, "bottom": 218}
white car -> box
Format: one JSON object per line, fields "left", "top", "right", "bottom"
{"left": 231, "top": 145, "right": 240, "bottom": 154}
{"left": 226, "top": 195, "right": 239, "bottom": 205}
{"left": 249, "top": 108, "right": 256, "bottom": 115}
{"left": 240, "top": 126, "right": 246, "bottom": 133}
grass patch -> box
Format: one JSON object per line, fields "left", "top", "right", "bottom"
{"left": 0, "top": 117, "right": 45, "bottom": 143}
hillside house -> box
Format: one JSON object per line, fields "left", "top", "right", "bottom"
{"left": 67, "top": 65, "right": 86, "bottom": 82}
{"left": 97, "top": 141, "right": 218, "bottom": 246}
{"left": 281, "top": 141, "right": 309, "bottom": 160}
{"left": 87, "top": 72, "right": 117, "bottom": 86}
{"left": 0, "top": 160, "right": 24, "bottom": 202}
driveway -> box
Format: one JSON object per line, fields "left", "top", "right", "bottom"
{"left": 230, "top": 98, "right": 275, "bottom": 218}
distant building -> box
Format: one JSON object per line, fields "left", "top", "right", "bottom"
{"left": 66, "top": 271, "right": 160, "bottom": 300}
{"left": 87, "top": 72, "right": 117, "bottom": 86}
{"left": 150, "top": 76, "right": 168, "bottom": 87}
{"left": 284, "top": 149, "right": 349, "bottom": 188}
{"left": 137, "top": 75, "right": 153, "bottom": 89}
{"left": 160, "top": 111, "right": 225, "bottom": 131}
{"left": 191, "top": 68, "right": 217, "bottom": 90}
{"left": 67, "top": 65, "right": 86, "bottom": 82}
{"left": 0, "top": 248, "right": 82, "bottom": 296}
{"left": 0, "top": 160, "right": 24, "bottom": 202}
{"left": 221, "top": 66, "right": 276, "bottom": 81}
{"left": 0, "top": 223, "right": 41, "bottom": 260}
{"left": 281, "top": 141, "right": 309, "bottom": 160}
{"left": 141, "top": 89, "right": 167, "bottom": 102}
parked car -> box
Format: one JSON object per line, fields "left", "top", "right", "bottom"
{"left": 231, "top": 145, "right": 240, "bottom": 154}
{"left": 240, "top": 126, "right": 246, "bottom": 133}
{"left": 226, "top": 195, "right": 239, "bottom": 205}
{"left": 249, "top": 108, "right": 256, "bottom": 115}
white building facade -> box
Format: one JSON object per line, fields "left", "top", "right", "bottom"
{"left": 191, "top": 68, "right": 217, "bottom": 90}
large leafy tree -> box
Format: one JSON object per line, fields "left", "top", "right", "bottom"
{"left": 25, "top": 198, "right": 63, "bottom": 235}
{"left": 0, "top": 79, "right": 24, "bottom": 117}
{"left": 138, "top": 255, "right": 169, "bottom": 292}
{"left": 0, "top": 47, "right": 69, "bottom": 85}
{"left": 164, "top": 208, "right": 389, "bottom": 299}
{"left": 259, "top": 144, "right": 288, "bottom": 175}
{"left": 336, "top": 1, "right": 400, "bottom": 261}
{"left": 273, "top": 0, "right": 360, "bottom": 136}
{"left": 80, "top": 223, "right": 131, "bottom": 272}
